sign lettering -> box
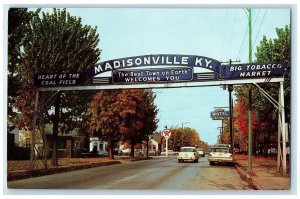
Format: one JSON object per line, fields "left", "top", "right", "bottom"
{"left": 35, "top": 73, "right": 85, "bottom": 87}
{"left": 210, "top": 109, "right": 230, "bottom": 120}
{"left": 88, "top": 54, "right": 221, "bottom": 78}
{"left": 113, "top": 67, "right": 193, "bottom": 83}
{"left": 225, "top": 62, "right": 286, "bottom": 79}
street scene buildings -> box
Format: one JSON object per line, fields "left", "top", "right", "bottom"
{"left": 5, "top": 6, "right": 293, "bottom": 194}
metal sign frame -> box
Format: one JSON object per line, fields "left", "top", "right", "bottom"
{"left": 38, "top": 77, "right": 284, "bottom": 91}
{"left": 31, "top": 54, "right": 288, "bottom": 175}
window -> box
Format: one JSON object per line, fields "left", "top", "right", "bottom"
{"left": 180, "top": 148, "right": 194, "bottom": 152}
{"left": 57, "top": 138, "right": 66, "bottom": 149}
{"left": 212, "top": 148, "right": 229, "bottom": 153}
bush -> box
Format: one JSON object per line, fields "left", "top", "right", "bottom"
{"left": 8, "top": 146, "right": 30, "bottom": 160}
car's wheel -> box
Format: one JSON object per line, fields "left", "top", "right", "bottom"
{"left": 209, "top": 161, "right": 214, "bottom": 165}
{"left": 178, "top": 160, "right": 181, "bottom": 163}
{"left": 194, "top": 159, "right": 198, "bottom": 163}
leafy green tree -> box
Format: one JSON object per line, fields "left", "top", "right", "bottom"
{"left": 234, "top": 25, "right": 290, "bottom": 155}
{"left": 10, "top": 8, "right": 101, "bottom": 165}
{"left": 8, "top": 8, "right": 35, "bottom": 125}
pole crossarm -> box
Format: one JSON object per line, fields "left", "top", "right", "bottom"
{"left": 253, "top": 83, "right": 284, "bottom": 110}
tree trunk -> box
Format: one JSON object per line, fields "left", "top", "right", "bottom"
{"left": 130, "top": 138, "right": 135, "bottom": 158}
{"left": 109, "top": 139, "right": 114, "bottom": 159}
{"left": 51, "top": 94, "right": 60, "bottom": 166}
{"left": 146, "top": 137, "right": 149, "bottom": 159}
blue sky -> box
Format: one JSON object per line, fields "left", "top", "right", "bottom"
{"left": 42, "top": 7, "right": 290, "bottom": 145}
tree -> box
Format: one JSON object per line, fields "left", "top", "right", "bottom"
{"left": 8, "top": 8, "right": 36, "bottom": 131}
{"left": 136, "top": 90, "right": 158, "bottom": 158}
{"left": 88, "top": 90, "right": 121, "bottom": 159}
{"left": 167, "top": 127, "right": 202, "bottom": 149}
{"left": 88, "top": 89, "right": 158, "bottom": 159}
{"left": 234, "top": 25, "right": 290, "bottom": 155}
{"left": 10, "top": 8, "right": 101, "bottom": 165}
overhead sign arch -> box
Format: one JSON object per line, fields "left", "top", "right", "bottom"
{"left": 34, "top": 54, "right": 286, "bottom": 89}
{"left": 31, "top": 53, "right": 288, "bottom": 175}
{"left": 87, "top": 54, "right": 222, "bottom": 78}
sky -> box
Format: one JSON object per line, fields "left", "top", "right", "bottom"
{"left": 45, "top": 7, "right": 290, "bottom": 145}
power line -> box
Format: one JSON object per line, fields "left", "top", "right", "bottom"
{"left": 221, "top": 9, "right": 229, "bottom": 57}
{"left": 236, "top": 22, "right": 249, "bottom": 60}
{"left": 252, "top": 10, "right": 260, "bottom": 31}
{"left": 252, "top": 9, "right": 268, "bottom": 50}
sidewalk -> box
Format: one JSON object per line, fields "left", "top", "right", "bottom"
{"left": 234, "top": 154, "right": 290, "bottom": 190}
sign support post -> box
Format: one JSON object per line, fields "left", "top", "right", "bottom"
{"left": 166, "top": 137, "right": 169, "bottom": 157}
{"left": 228, "top": 85, "right": 234, "bottom": 156}
{"left": 30, "top": 91, "right": 39, "bottom": 170}
{"left": 248, "top": 86, "right": 253, "bottom": 172}
{"left": 163, "top": 128, "right": 171, "bottom": 157}
{"left": 279, "top": 81, "right": 287, "bottom": 175}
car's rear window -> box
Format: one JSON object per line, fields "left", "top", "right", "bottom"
{"left": 196, "top": 148, "right": 203, "bottom": 151}
{"left": 180, "top": 148, "right": 195, "bottom": 152}
{"left": 211, "top": 148, "right": 229, "bottom": 153}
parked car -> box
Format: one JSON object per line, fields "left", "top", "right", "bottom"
{"left": 160, "top": 150, "right": 178, "bottom": 156}
{"left": 148, "top": 149, "right": 157, "bottom": 156}
{"left": 196, "top": 147, "right": 205, "bottom": 157}
{"left": 208, "top": 146, "right": 233, "bottom": 165}
{"left": 98, "top": 150, "right": 108, "bottom": 157}
{"left": 177, "top": 146, "right": 200, "bottom": 163}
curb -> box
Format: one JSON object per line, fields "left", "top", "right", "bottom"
{"left": 7, "top": 161, "right": 121, "bottom": 181}
{"left": 235, "top": 164, "right": 264, "bottom": 190}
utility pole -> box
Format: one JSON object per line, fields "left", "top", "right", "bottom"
{"left": 220, "top": 60, "right": 239, "bottom": 156}
{"left": 228, "top": 83, "right": 234, "bottom": 156}
{"left": 246, "top": 8, "right": 253, "bottom": 173}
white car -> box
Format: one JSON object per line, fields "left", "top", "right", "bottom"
{"left": 208, "top": 146, "right": 233, "bottom": 165}
{"left": 161, "top": 150, "right": 178, "bottom": 156}
{"left": 177, "top": 147, "right": 200, "bottom": 163}
{"left": 196, "top": 147, "right": 205, "bottom": 157}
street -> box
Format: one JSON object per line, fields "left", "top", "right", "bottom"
{"left": 7, "top": 156, "right": 253, "bottom": 190}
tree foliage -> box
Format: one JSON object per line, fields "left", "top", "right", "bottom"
{"left": 233, "top": 25, "right": 290, "bottom": 155}
{"left": 9, "top": 8, "right": 101, "bottom": 165}
{"left": 88, "top": 89, "right": 158, "bottom": 159}
{"left": 165, "top": 127, "right": 203, "bottom": 151}
{"left": 8, "top": 8, "right": 36, "bottom": 125}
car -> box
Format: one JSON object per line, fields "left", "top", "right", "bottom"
{"left": 196, "top": 147, "right": 205, "bottom": 157}
{"left": 160, "top": 150, "right": 179, "bottom": 156}
{"left": 208, "top": 146, "right": 233, "bottom": 165}
{"left": 177, "top": 146, "right": 200, "bottom": 163}
{"left": 98, "top": 150, "right": 108, "bottom": 157}
{"left": 148, "top": 149, "right": 157, "bottom": 156}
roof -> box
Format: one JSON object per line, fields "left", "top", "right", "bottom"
{"left": 44, "top": 123, "right": 79, "bottom": 136}
{"left": 181, "top": 146, "right": 196, "bottom": 149}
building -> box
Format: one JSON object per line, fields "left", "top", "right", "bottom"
{"left": 89, "top": 137, "right": 108, "bottom": 153}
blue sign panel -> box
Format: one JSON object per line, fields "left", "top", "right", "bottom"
{"left": 112, "top": 67, "right": 193, "bottom": 83}
{"left": 87, "top": 54, "right": 221, "bottom": 79}
{"left": 210, "top": 109, "right": 230, "bottom": 120}
{"left": 34, "top": 73, "right": 85, "bottom": 87}
{"left": 224, "top": 62, "right": 286, "bottom": 79}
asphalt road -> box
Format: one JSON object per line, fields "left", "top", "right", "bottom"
{"left": 7, "top": 156, "right": 252, "bottom": 191}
